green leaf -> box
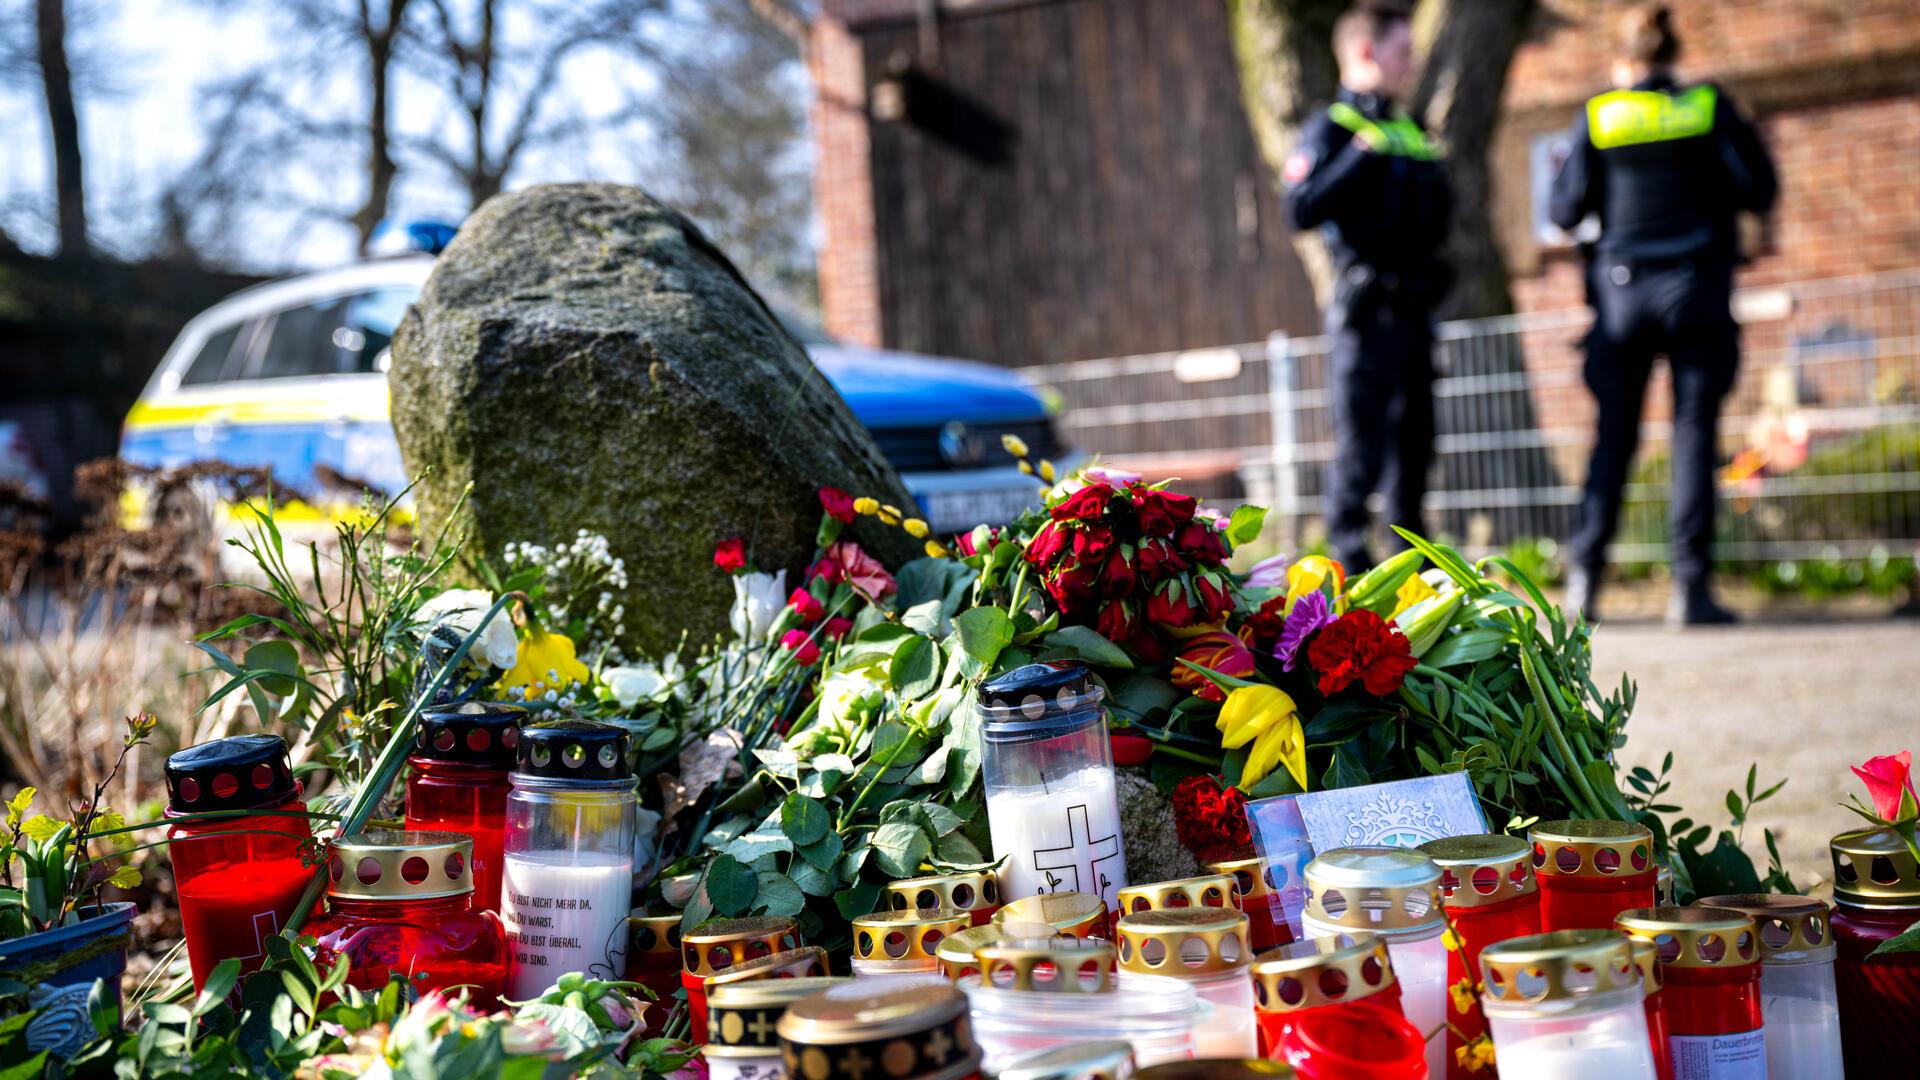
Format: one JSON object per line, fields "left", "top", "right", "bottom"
{"left": 243, "top": 640, "right": 302, "bottom": 697}
{"left": 780, "top": 793, "right": 832, "bottom": 848}
{"left": 106, "top": 864, "right": 143, "bottom": 889}
{"left": 1867, "top": 917, "right": 1920, "bottom": 957}
{"left": 1418, "top": 629, "right": 1507, "bottom": 669}
{"left": 755, "top": 872, "right": 807, "bottom": 917}
{"left": 952, "top": 607, "right": 1016, "bottom": 677}
{"left": 835, "top": 879, "right": 884, "bottom": 921}
{"left": 891, "top": 636, "right": 940, "bottom": 700}
{"left": 193, "top": 959, "right": 242, "bottom": 1016}
{"left": 796, "top": 829, "right": 844, "bottom": 872}
{"left": 1226, "top": 505, "right": 1268, "bottom": 548}
{"left": 790, "top": 856, "right": 837, "bottom": 897}
{"left": 871, "top": 822, "right": 932, "bottom": 878}
{"left": 920, "top": 803, "right": 966, "bottom": 837}
{"left": 934, "top": 831, "right": 985, "bottom": 866}
{"left": 705, "top": 854, "right": 759, "bottom": 917}
{"left": 1041, "top": 625, "right": 1134, "bottom": 669}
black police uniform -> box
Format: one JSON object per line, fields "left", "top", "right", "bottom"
{"left": 1550, "top": 74, "right": 1776, "bottom": 602}
{"left": 1283, "top": 88, "right": 1453, "bottom": 572}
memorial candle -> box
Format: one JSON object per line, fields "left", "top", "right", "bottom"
{"left": 1630, "top": 936, "right": 1675, "bottom": 1080}
{"left": 682, "top": 917, "right": 802, "bottom": 1044}
{"left": 705, "top": 976, "right": 848, "bottom": 1080}
{"left": 1209, "top": 855, "right": 1300, "bottom": 950}
{"left": 1116, "top": 908, "right": 1260, "bottom": 1058}
{"left": 886, "top": 870, "right": 1003, "bottom": 926}
{"left": 626, "top": 911, "right": 686, "bottom": 1037}
{"left": 1698, "top": 893, "right": 1843, "bottom": 1080}
{"left": 405, "top": 702, "right": 523, "bottom": 913}
{"left": 778, "top": 983, "right": 982, "bottom": 1080}
{"left": 1530, "top": 820, "right": 1658, "bottom": 931}
{"left": 1826, "top": 827, "right": 1920, "bottom": 1076}
{"left": 1617, "top": 906, "right": 1766, "bottom": 1080}
{"left": 1477, "top": 929, "right": 1656, "bottom": 1080}
{"left": 1250, "top": 932, "right": 1404, "bottom": 1058}
{"left": 995, "top": 1040, "right": 1137, "bottom": 1080}
{"left": 1418, "top": 833, "right": 1540, "bottom": 1080}
{"left": 850, "top": 907, "right": 972, "bottom": 984}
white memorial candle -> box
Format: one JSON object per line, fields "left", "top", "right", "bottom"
{"left": 1488, "top": 1006, "right": 1657, "bottom": 1079}
{"left": 986, "top": 766, "right": 1127, "bottom": 913}
{"left": 502, "top": 850, "right": 633, "bottom": 998}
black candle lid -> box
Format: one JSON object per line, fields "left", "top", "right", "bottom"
{"left": 166, "top": 733, "right": 298, "bottom": 814}
{"left": 978, "top": 660, "right": 1105, "bottom": 740}
{"left": 513, "top": 719, "right": 631, "bottom": 783}
{"left": 414, "top": 702, "right": 526, "bottom": 768}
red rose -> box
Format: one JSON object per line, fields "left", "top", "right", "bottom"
{"left": 1193, "top": 571, "right": 1235, "bottom": 623}
{"left": 1170, "top": 628, "right": 1256, "bottom": 702}
{"left": 1126, "top": 625, "right": 1168, "bottom": 665}
{"left": 1026, "top": 520, "right": 1070, "bottom": 567}
{"left": 1051, "top": 483, "right": 1114, "bottom": 522}
{"left": 1101, "top": 547, "right": 1137, "bottom": 598}
{"left": 1133, "top": 488, "right": 1198, "bottom": 537}
{"left": 822, "top": 616, "right": 855, "bottom": 641}
{"left": 956, "top": 526, "right": 1000, "bottom": 557}
{"left": 1242, "top": 594, "right": 1289, "bottom": 653}
{"left": 1096, "top": 599, "right": 1138, "bottom": 643}
{"left": 1110, "top": 733, "right": 1153, "bottom": 767}
{"left": 1176, "top": 521, "right": 1229, "bottom": 565}
{"left": 788, "top": 587, "right": 824, "bottom": 622}
{"left": 714, "top": 537, "right": 747, "bottom": 574}
{"left": 1072, "top": 523, "right": 1114, "bottom": 564}
{"left": 1136, "top": 537, "right": 1190, "bottom": 580}
{"left": 1046, "top": 563, "right": 1101, "bottom": 617}
{"left": 779, "top": 628, "right": 821, "bottom": 667}
{"left": 1306, "top": 610, "right": 1417, "bottom": 696}
{"left": 1145, "top": 577, "right": 1199, "bottom": 629}
{"left": 817, "top": 486, "right": 856, "bottom": 524}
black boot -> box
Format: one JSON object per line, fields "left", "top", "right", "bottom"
{"left": 1563, "top": 566, "right": 1600, "bottom": 624}
{"left": 1668, "top": 579, "right": 1737, "bottom": 628}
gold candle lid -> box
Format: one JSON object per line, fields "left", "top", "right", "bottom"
{"left": 1696, "top": 894, "right": 1834, "bottom": 960}
{"left": 326, "top": 829, "right": 473, "bottom": 900}
{"left": 707, "top": 976, "right": 850, "bottom": 1056}
{"left": 1479, "top": 929, "right": 1643, "bottom": 1009}
{"left": 887, "top": 870, "right": 1002, "bottom": 915}
{"left": 1628, "top": 936, "right": 1662, "bottom": 994}
{"left": 1116, "top": 907, "right": 1251, "bottom": 976}
{"left": 935, "top": 920, "right": 1054, "bottom": 979}
{"left": 1302, "top": 847, "right": 1442, "bottom": 936}
{"left": 778, "top": 982, "right": 979, "bottom": 1080}
{"left": 1616, "top": 906, "right": 1759, "bottom": 969}
{"left": 976, "top": 935, "right": 1116, "bottom": 992}
{"left": 1656, "top": 864, "right": 1676, "bottom": 906}
{"left": 852, "top": 907, "right": 972, "bottom": 966}
{"left": 1418, "top": 834, "right": 1537, "bottom": 909}
{"left": 684, "top": 916, "right": 803, "bottom": 978}
{"left": 1830, "top": 828, "right": 1920, "bottom": 908}
{"left": 1528, "top": 820, "right": 1655, "bottom": 880}
{"left": 994, "top": 1040, "right": 1137, "bottom": 1080}
{"left": 994, "top": 892, "right": 1108, "bottom": 939}
{"left": 705, "top": 947, "right": 830, "bottom": 993}
{"left": 1250, "top": 932, "right": 1396, "bottom": 1013}
{"left": 629, "top": 910, "right": 684, "bottom": 957}
{"left": 1208, "top": 855, "right": 1289, "bottom": 902}
{"left": 1133, "top": 1061, "right": 1294, "bottom": 1080}
{"left": 1117, "top": 873, "right": 1242, "bottom": 916}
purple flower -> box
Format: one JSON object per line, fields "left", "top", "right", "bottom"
{"left": 1246, "top": 552, "right": 1292, "bottom": 590}
{"left": 1273, "top": 589, "right": 1332, "bottom": 672}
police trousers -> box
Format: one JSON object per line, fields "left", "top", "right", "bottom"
{"left": 1325, "top": 297, "right": 1436, "bottom": 572}
{"left": 1571, "top": 257, "right": 1739, "bottom": 587}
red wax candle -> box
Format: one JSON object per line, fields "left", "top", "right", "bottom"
{"left": 1420, "top": 833, "right": 1541, "bottom": 1080}
{"left": 628, "top": 911, "right": 686, "bottom": 1036}
{"left": 405, "top": 703, "right": 523, "bottom": 913}
{"left": 1280, "top": 1000, "right": 1426, "bottom": 1080}
{"left": 1630, "top": 936, "right": 1676, "bottom": 1080}
{"left": 1618, "top": 906, "right": 1764, "bottom": 1079}
{"left": 682, "top": 916, "right": 801, "bottom": 1043}
{"left": 306, "top": 830, "right": 508, "bottom": 1008}
{"left": 1531, "top": 819, "right": 1657, "bottom": 931}
{"left": 164, "top": 734, "right": 315, "bottom": 992}
{"left": 1210, "top": 855, "right": 1301, "bottom": 952}
{"left": 1251, "top": 932, "right": 1404, "bottom": 1059}
{"left": 1828, "top": 827, "right": 1920, "bottom": 1076}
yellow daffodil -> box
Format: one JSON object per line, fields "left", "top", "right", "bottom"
{"left": 499, "top": 628, "right": 591, "bottom": 704}
{"left": 1216, "top": 685, "right": 1308, "bottom": 791}
{"left": 853, "top": 497, "right": 880, "bottom": 516}
{"left": 1390, "top": 571, "right": 1440, "bottom": 620}
{"left": 903, "top": 518, "right": 930, "bottom": 539}
{"left": 1284, "top": 555, "right": 1346, "bottom": 613}
{"left": 1002, "top": 433, "right": 1030, "bottom": 458}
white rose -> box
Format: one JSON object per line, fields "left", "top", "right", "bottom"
{"left": 603, "top": 664, "right": 668, "bottom": 708}
{"left": 415, "top": 588, "right": 519, "bottom": 670}
{"left": 729, "top": 570, "right": 788, "bottom": 642}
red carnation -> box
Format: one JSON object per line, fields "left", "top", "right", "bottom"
{"left": 822, "top": 616, "right": 855, "bottom": 641}
{"left": 780, "top": 628, "right": 821, "bottom": 667}
{"left": 1171, "top": 775, "right": 1255, "bottom": 863}
{"left": 1176, "top": 521, "right": 1229, "bottom": 565}
{"left": 1102, "top": 547, "right": 1137, "bottom": 598}
{"left": 1306, "top": 609, "right": 1417, "bottom": 696}
{"left": 714, "top": 536, "right": 747, "bottom": 574}
{"left": 788, "top": 587, "right": 825, "bottom": 622}
{"left": 1145, "top": 577, "right": 1200, "bottom": 630}
{"left": 1242, "top": 594, "right": 1289, "bottom": 653}
{"left": 1133, "top": 488, "right": 1198, "bottom": 537}
{"left": 1136, "top": 536, "right": 1190, "bottom": 580}
{"left": 1052, "top": 483, "right": 1114, "bottom": 522}
{"left": 818, "top": 486, "right": 856, "bottom": 524}
{"left": 809, "top": 555, "right": 843, "bottom": 584}
{"left": 1026, "top": 520, "right": 1070, "bottom": 567}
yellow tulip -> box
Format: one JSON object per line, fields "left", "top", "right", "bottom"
{"left": 1285, "top": 555, "right": 1347, "bottom": 612}
{"left": 1217, "top": 685, "right": 1308, "bottom": 791}
{"left": 1389, "top": 572, "right": 1440, "bottom": 620}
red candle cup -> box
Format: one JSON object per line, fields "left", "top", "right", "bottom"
{"left": 1118, "top": 872, "right": 1242, "bottom": 918}
{"left": 1828, "top": 827, "right": 1920, "bottom": 1076}
{"left": 681, "top": 916, "right": 802, "bottom": 1044}
{"left": 1280, "top": 1000, "right": 1426, "bottom": 1080}
{"left": 404, "top": 703, "right": 524, "bottom": 913}
{"left": 778, "top": 982, "right": 983, "bottom": 1080}
{"left": 1251, "top": 932, "right": 1403, "bottom": 1059}
{"left": 1419, "top": 833, "right": 1541, "bottom": 1080}
{"left": 1211, "top": 854, "right": 1303, "bottom": 952}
{"left": 886, "top": 870, "right": 1003, "bottom": 927}
{"left": 1617, "top": 906, "right": 1764, "bottom": 1079}
{"left": 1531, "top": 819, "right": 1657, "bottom": 932}
{"left": 164, "top": 734, "right": 315, "bottom": 993}
{"left": 627, "top": 911, "right": 686, "bottom": 1036}
{"left": 305, "top": 829, "right": 509, "bottom": 1008}
{"left": 1630, "top": 936, "right": 1676, "bottom": 1080}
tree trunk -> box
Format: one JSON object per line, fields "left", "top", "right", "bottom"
{"left": 353, "top": 0, "right": 411, "bottom": 255}
{"left": 34, "top": 0, "right": 87, "bottom": 259}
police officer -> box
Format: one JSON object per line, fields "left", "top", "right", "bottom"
{"left": 1551, "top": 3, "right": 1776, "bottom": 625}
{"left": 1284, "top": 0, "right": 1452, "bottom": 573}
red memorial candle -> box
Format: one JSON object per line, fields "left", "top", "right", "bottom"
{"left": 1420, "top": 833, "right": 1541, "bottom": 1080}
{"left": 404, "top": 702, "right": 523, "bottom": 913}
{"left": 164, "top": 734, "right": 314, "bottom": 993}
{"left": 681, "top": 916, "right": 801, "bottom": 1044}
{"left": 1827, "top": 827, "right": 1920, "bottom": 1076}
{"left": 1630, "top": 936, "right": 1676, "bottom": 1080}
{"left": 1211, "top": 854, "right": 1300, "bottom": 952}
{"left": 1531, "top": 819, "right": 1657, "bottom": 932}
{"left": 1251, "top": 932, "right": 1403, "bottom": 1059}
{"left": 1618, "top": 906, "right": 1764, "bottom": 1080}
{"left": 627, "top": 911, "right": 686, "bottom": 1037}
{"left": 1280, "top": 1000, "right": 1426, "bottom": 1080}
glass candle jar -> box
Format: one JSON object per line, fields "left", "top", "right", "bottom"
{"left": 706, "top": 976, "right": 848, "bottom": 1080}
{"left": 995, "top": 891, "right": 1109, "bottom": 941}
{"left": 934, "top": 920, "right": 1054, "bottom": 981}
{"left": 1476, "top": 929, "right": 1654, "bottom": 1078}
{"left": 683, "top": 917, "right": 803, "bottom": 1044}
{"left": 1827, "top": 826, "right": 1920, "bottom": 1076}
{"left": 960, "top": 965, "right": 1203, "bottom": 1070}
{"left": 1530, "top": 820, "right": 1657, "bottom": 932}
{"left": 627, "top": 911, "right": 685, "bottom": 1036}
{"left": 996, "top": 1039, "right": 1137, "bottom": 1080}
{"left": 1301, "top": 847, "right": 1446, "bottom": 1080}
{"left": 886, "top": 870, "right": 1002, "bottom": 927}
{"left": 405, "top": 702, "right": 524, "bottom": 912}
{"left": 163, "top": 734, "right": 314, "bottom": 993}
{"left": 1115, "top": 908, "right": 1257, "bottom": 1058}
{"left": 1617, "top": 906, "right": 1764, "bottom": 1080}
{"left": 779, "top": 982, "right": 982, "bottom": 1080}
{"left": 1250, "top": 932, "right": 1402, "bottom": 1058}
{"left": 1630, "top": 936, "right": 1675, "bottom": 1080}
{"left": 1279, "top": 1000, "right": 1426, "bottom": 1080}
{"left": 306, "top": 829, "right": 509, "bottom": 1007}
{"left": 1133, "top": 1061, "right": 1293, "bottom": 1080}
{"left": 979, "top": 662, "right": 1128, "bottom": 917}
{"left": 1117, "top": 873, "right": 1242, "bottom": 918}
{"left": 1210, "top": 855, "right": 1301, "bottom": 950}
{"left": 1698, "top": 893, "right": 1842, "bottom": 1080}
{"left": 1418, "top": 833, "right": 1540, "bottom": 1080}
{"left": 851, "top": 907, "right": 972, "bottom": 983}
{"left": 501, "top": 720, "right": 636, "bottom": 999}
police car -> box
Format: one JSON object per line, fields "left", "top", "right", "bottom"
{"left": 121, "top": 248, "right": 1071, "bottom": 533}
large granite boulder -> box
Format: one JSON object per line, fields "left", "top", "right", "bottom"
{"left": 390, "top": 182, "right": 915, "bottom": 659}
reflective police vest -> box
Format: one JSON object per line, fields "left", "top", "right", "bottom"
{"left": 1328, "top": 101, "right": 1438, "bottom": 160}
{"left": 1586, "top": 84, "right": 1717, "bottom": 149}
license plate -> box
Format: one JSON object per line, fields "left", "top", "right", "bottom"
{"left": 919, "top": 487, "right": 1043, "bottom": 534}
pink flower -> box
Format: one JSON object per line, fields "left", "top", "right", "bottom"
{"left": 788, "top": 587, "right": 824, "bottom": 622}
{"left": 823, "top": 541, "right": 896, "bottom": 602}
{"left": 822, "top": 616, "right": 854, "bottom": 641}
{"left": 1853, "top": 751, "right": 1918, "bottom": 823}
{"left": 1083, "top": 465, "right": 1143, "bottom": 487}
{"left": 780, "top": 628, "right": 821, "bottom": 667}
{"left": 818, "top": 486, "right": 856, "bottom": 524}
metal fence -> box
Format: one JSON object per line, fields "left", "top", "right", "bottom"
{"left": 1030, "top": 267, "right": 1920, "bottom": 565}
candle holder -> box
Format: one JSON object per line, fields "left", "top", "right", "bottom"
{"left": 1133, "top": 1061, "right": 1294, "bottom": 1080}
{"left": 1616, "top": 906, "right": 1764, "bottom": 1078}
{"left": 935, "top": 920, "right": 1055, "bottom": 981}
{"left": 1302, "top": 847, "right": 1446, "bottom": 1079}
{"left": 778, "top": 982, "right": 981, "bottom": 1080}
{"left": 1251, "top": 932, "right": 1402, "bottom": 1057}
{"left": 995, "top": 891, "right": 1109, "bottom": 940}
{"left": 1630, "top": 936, "right": 1675, "bottom": 1080}
{"left": 706, "top": 976, "right": 848, "bottom": 1080}
{"left": 1529, "top": 820, "right": 1657, "bottom": 931}
{"left": 959, "top": 966, "right": 1204, "bottom": 1069}
{"left": 163, "top": 734, "right": 314, "bottom": 993}
{"left": 851, "top": 908, "right": 972, "bottom": 981}
{"left": 306, "top": 829, "right": 510, "bottom": 1007}
{"left": 406, "top": 702, "right": 524, "bottom": 913}
{"left": 1419, "top": 833, "right": 1540, "bottom": 1080}
{"left": 1697, "top": 893, "right": 1842, "bottom": 1079}
{"left": 1476, "top": 929, "right": 1655, "bottom": 1078}
{"left": 683, "top": 916, "right": 803, "bottom": 1044}
{"left": 979, "top": 661, "right": 1129, "bottom": 917}
{"left": 1116, "top": 908, "right": 1258, "bottom": 1057}
{"left": 1826, "top": 827, "right": 1920, "bottom": 1076}
{"left": 1210, "top": 853, "right": 1303, "bottom": 950}
{"left": 1278, "top": 1000, "right": 1426, "bottom": 1080}
{"left": 1117, "top": 873, "right": 1242, "bottom": 917}
{"left": 976, "top": 935, "right": 1116, "bottom": 992}
{"left": 627, "top": 911, "right": 686, "bottom": 1035}
{"left": 887, "top": 870, "right": 1003, "bottom": 926}
{"left": 501, "top": 720, "right": 637, "bottom": 1000}
{"left": 995, "top": 1040, "right": 1137, "bottom": 1080}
